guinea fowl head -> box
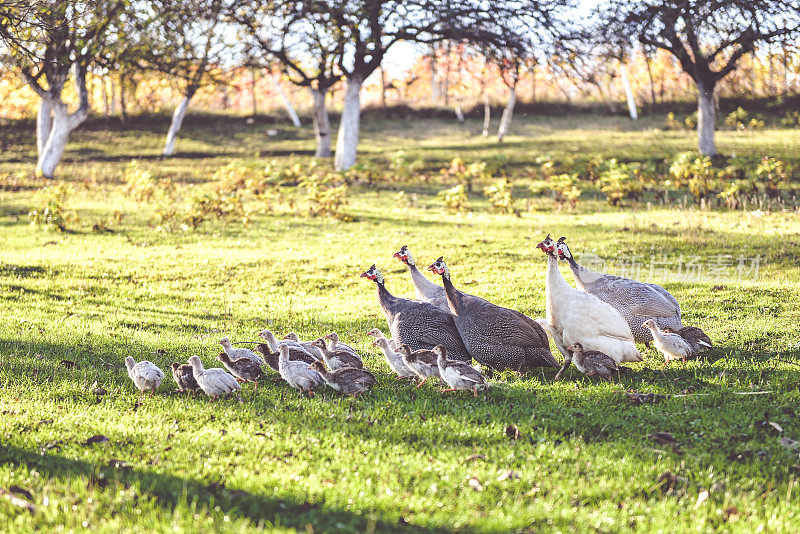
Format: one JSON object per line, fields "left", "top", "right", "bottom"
{"left": 360, "top": 264, "right": 384, "bottom": 284}
{"left": 188, "top": 355, "right": 204, "bottom": 371}
{"left": 427, "top": 257, "right": 450, "bottom": 278}
{"left": 393, "top": 245, "right": 415, "bottom": 266}
{"left": 171, "top": 362, "right": 181, "bottom": 372}
{"left": 373, "top": 337, "right": 390, "bottom": 349}
{"left": 536, "top": 234, "right": 556, "bottom": 255}
{"left": 258, "top": 330, "right": 277, "bottom": 350}
{"left": 366, "top": 328, "right": 384, "bottom": 339}
{"left": 566, "top": 342, "right": 584, "bottom": 355}
{"left": 662, "top": 327, "right": 676, "bottom": 334}
{"left": 396, "top": 344, "right": 412, "bottom": 358}
{"left": 641, "top": 319, "right": 657, "bottom": 331}
{"left": 125, "top": 356, "right": 136, "bottom": 371}
{"left": 219, "top": 337, "right": 232, "bottom": 349}
{"left": 555, "top": 237, "right": 573, "bottom": 261}
{"left": 284, "top": 332, "right": 300, "bottom": 341}
{"left": 432, "top": 345, "right": 447, "bottom": 362}
{"left": 324, "top": 332, "right": 340, "bottom": 345}
{"left": 277, "top": 345, "right": 290, "bottom": 360}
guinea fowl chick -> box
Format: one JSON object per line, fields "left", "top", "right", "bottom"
{"left": 216, "top": 351, "right": 265, "bottom": 390}
{"left": 259, "top": 329, "right": 318, "bottom": 359}
{"left": 256, "top": 342, "right": 316, "bottom": 375}
{"left": 278, "top": 345, "right": 324, "bottom": 396}
{"left": 188, "top": 356, "right": 241, "bottom": 399}
{"left": 125, "top": 356, "right": 164, "bottom": 394}
{"left": 323, "top": 332, "right": 359, "bottom": 357}
{"left": 308, "top": 361, "right": 377, "bottom": 396}
{"left": 642, "top": 320, "right": 691, "bottom": 364}
{"left": 373, "top": 337, "right": 416, "bottom": 379}
{"left": 397, "top": 344, "right": 441, "bottom": 387}
{"left": 434, "top": 346, "right": 487, "bottom": 396}
{"left": 310, "top": 338, "right": 365, "bottom": 371}
{"left": 219, "top": 337, "right": 265, "bottom": 367}
{"left": 663, "top": 326, "right": 712, "bottom": 355}
{"left": 555, "top": 343, "right": 618, "bottom": 381}
{"left": 171, "top": 362, "right": 200, "bottom": 393}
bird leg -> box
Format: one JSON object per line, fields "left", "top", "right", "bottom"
{"left": 415, "top": 377, "right": 428, "bottom": 388}
{"left": 440, "top": 388, "right": 457, "bottom": 394}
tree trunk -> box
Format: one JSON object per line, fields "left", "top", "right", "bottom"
{"left": 454, "top": 105, "right": 464, "bottom": 123}
{"left": 482, "top": 92, "right": 491, "bottom": 137}
{"left": 119, "top": 74, "right": 128, "bottom": 123}
{"left": 250, "top": 67, "right": 258, "bottom": 116}
{"left": 497, "top": 87, "right": 516, "bottom": 142}
{"left": 109, "top": 77, "right": 117, "bottom": 114}
{"left": 530, "top": 66, "right": 536, "bottom": 104}
{"left": 36, "top": 100, "right": 53, "bottom": 157}
{"left": 334, "top": 75, "right": 363, "bottom": 171}
{"left": 310, "top": 87, "right": 332, "bottom": 158}
{"left": 272, "top": 75, "right": 301, "bottom": 127}
{"left": 644, "top": 55, "right": 657, "bottom": 105}
{"left": 380, "top": 66, "right": 387, "bottom": 108}
{"left": 101, "top": 77, "right": 110, "bottom": 117}
{"left": 430, "top": 46, "right": 439, "bottom": 105}
{"left": 620, "top": 65, "right": 638, "bottom": 120}
{"left": 163, "top": 95, "right": 191, "bottom": 156}
{"left": 697, "top": 80, "right": 717, "bottom": 156}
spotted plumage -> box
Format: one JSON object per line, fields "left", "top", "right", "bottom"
{"left": 216, "top": 351, "right": 265, "bottom": 388}
{"left": 555, "top": 237, "right": 682, "bottom": 344}
{"left": 427, "top": 258, "right": 557, "bottom": 372}
{"left": 360, "top": 265, "right": 472, "bottom": 362}
{"left": 397, "top": 344, "right": 442, "bottom": 386}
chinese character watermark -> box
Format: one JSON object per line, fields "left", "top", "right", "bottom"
{"left": 575, "top": 253, "right": 762, "bottom": 282}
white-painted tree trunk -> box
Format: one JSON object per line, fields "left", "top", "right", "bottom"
{"left": 697, "top": 81, "right": 717, "bottom": 156}
{"left": 482, "top": 93, "right": 490, "bottom": 137}
{"left": 310, "top": 87, "right": 331, "bottom": 158}
{"left": 454, "top": 105, "right": 464, "bottom": 123}
{"left": 271, "top": 75, "right": 301, "bottom": 127}
{"left": 162, "top": 95, "right": 191, "bottom": 156}
{"left": 334, "top": 75, "right": 363, "bottom": 171}
{"left": 620, "top": 65, "right": 638, "bottom": 120}
{"left": 497, "top": 87, "right": 517, "bottom": 142}
{"left": 36, "top": 100, "right": 53, "bottom": 157}
{"left": 36, "top": 104, "right": 75, "bottom": 179}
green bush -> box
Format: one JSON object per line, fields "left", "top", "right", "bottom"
{"left": 301, "top": 173, "right": 354, "bottom": 221}
{"left": 437, "top": 184, "right": 470, "bottom": 213}
{"left": 598, "top": 159, "right": 649, "bottom": 206}
{"left": 548, "top": 173, "right": 582, "bottom": 209}
{"left": 440, "top": 157, "right": 490, "bottom": 192}
{"left": 684, "top": 112, "right": 698, "bottom": 129}
{"left": 668, "top": 152, "right": 717, "bottom": 201}
{"left": 28, "top": 184, "right": 73, "bottom": 232}
{"left": 483, "top": 178, "right": 518, "bottom": 215}
{"left": 725, "top": 107, "right": 749, "bottom": 130}
{"left": 389, "top": 150, "right": 424, "bottom": 180}
{"left": 753, "top": 156, "right": 790, "bottom": 197}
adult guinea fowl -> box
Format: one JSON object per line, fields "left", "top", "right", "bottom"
{"left": 125, "top": 357, "right": 165, "bottom": 393}
{"left": 663, "top": 326, "right": 713, "bottom": 356}
{"left": 393, "top": 245, "right": 450, "bottom": 311}
{"left": 426, "top": 257, "right": 557, "bottom": 372}
{"left": 360, "top": 264, "right": 472, "bottom": 362}
{"left": 554, "top": 343, "right": 619, "bottom": 381}
{"left": 308, "top": 361, "right": 377, "bottom": 396}
{"left": 538, "top": 235, "right": 642, "bottom": 365}
{"left": 554, "top": 237, "right": 682, "bottom": 344}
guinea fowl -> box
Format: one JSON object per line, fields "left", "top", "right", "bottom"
{"left": 555, "top": 237, "right": 682, "bottom": 344}
{"left": 259, "top": 330, "right": 319, "bottom": 362}
{"left": 366, "top": 328, "right": 397, "bottom": 350}
{"left": 171, "top": 362, "right": 200, "bottom": 393}
{"left": 188, "top": 356, "right": 241, "bottom": 399}
{"left": 397, "top": 344, "right": 442, "bottom": 386}
{"left": 323, "top": 332, "right": 359, "bottom": 358}
{"left": 308, "top": 361, "right": 378, "bottom": 396}
{"left": 125, "top": 357, "right": 165, "bottom": 393}
{"left": 278, "top": 345, "right": 324, "bottom": 396}
{"left": 373, "top": 336, "right": 416, "bottom": 379}
{"left": 393, "top": 245, "right": 450, "bottom": 311}
{"left": 219, "top": 337, "right": 265, "bottom": 367}
{"left": 434, "top": 346, "right": 488, "bottom": 396}
{"left": 309, "top": 338, "right": 365, "bottom": 371}
{"left": 538, "top": 234, "right": 641, "bottom": 365}
{"left": 360, "top": 264, "right": 472, "bottom": 362}
{"left": 555, "top": 343, "right": 619, "bottom": 381}
{"left": 216, "top": 351, "right": 265, "bottom": 390}
{"left": 663, "top": 326, "right": 712, "bottom": 355}
{"left": 643, "top": 320, "right": 692, "bottom": 364}
{"left": 426, "top": 257, "right": 557, "bottom": 372}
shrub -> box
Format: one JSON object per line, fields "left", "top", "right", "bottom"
{"left": 212, "top": 162, "right": 261, "bottom": 194}
{"left": 28, "top": 184, "right": 73, "bottom": 232}
{"left": 548, "top": 173, "right": 582, "bottom": 209}
{"left": 718, "top": 179, "right": 757, "bottom": 209}
{"left": 684, "top": 112, "right": 698, "bottom": 129}
{"left": 123, "top": 160, "right": 174, "bottom": 201}
{"left": 301, "top": 173, "right": 354, "bottom": 221}
{"left": 389, "top": 150, "right": 424, "bottom": 180}
{"left": 598, "top": 159, "right": 650, "bottom": 206}
{"left": 665, "top": 112, "right": 683, "bottom": 131}
{"left": 440, "top": 157, "right": 490, "bottom": 192}
{"left": 668, "top": 152, "right": 717, "bottom": 201}
{"left": 753, "top": 156, "right": 790, "bottom": 197}
{"left": 724, "top": 107, "right": 748, "bottom": 130}
{"left": 779, "top": 111, "right": 800, "bottom": 127}
{"left": 437, "top": 184, "right": 470, "bottom": 213}
{"left": 483, "top": 178, "right": 518, "bottom": 215}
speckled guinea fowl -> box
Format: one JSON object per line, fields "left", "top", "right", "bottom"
{"left": 219, "top": 337, "right": 265, "bottom": 367}
{"left": 663, "top": 326, "right": 712, "bottom": 355}
{"left": 396, "top": 344, "right": 442, "bottom": 386}
{"left": 555, "top": 237, "right": 682, "bottom": 344}
{"left": 323, "top": 333, "right": 359, "bottom": 358}
{"left": 434, "top": 346, "right": 488, "bottom": 396}
{"left": 393, "top": 245, "right": 450, "bottom": 311}
{"left": 308, "top": 361, "right": 377, "bottom": 396}
{"left": 426, "top": 257, "right": 557, "bottom": 372}
{"left": 555, "top": 343, "right": 619, "bottom": 381}
{"left": 360, "top": 265, "right": 472, "bottom": 362}
{"left": 216, "top": 351, "right": 265, "bottom": 389}
{"left": 171, "top": 362, "right": 200, "bottom": 393}
{"left": 309, "top": 338, "right": 365, "bottom": 371}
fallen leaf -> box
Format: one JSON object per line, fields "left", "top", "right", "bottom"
{"left": 84, "top": 434, "right": 109, "bottom": 446}
{"left": 768, "top": 422, "right": 784, "bottom": 434}
{"left": 504, "top": 425, "right": 520, "bottom": 440}
{"left": 464, "top": 454, "right": 486, "bottom": 462}
{"left": 9, "top": 485, "right": 33, "bottom": 501}
{"left": 695, "top": 490, "right": 709, "bottom": 507}
{"left": 496, "top": 470, "right": 520, "bottom": 482}
{"left": 523, "top": 485, "right": 541, "bottom": 497}
{"left": 655, "top": 471, "right": 686, "bottom": 493}
{"left": 723, "top": 506, "right": 739, "bottom": 522}
{"left": 0, "top": 488, "right": 35, "bottom": 513}
{"left": 780, "top": 437, "right": 800, "bottom": 450}
{"left": 626, "top": 391, "right": 667, "bottom": 406}
{"left": 468, "top": 477, "right": 484, "bottom": 492}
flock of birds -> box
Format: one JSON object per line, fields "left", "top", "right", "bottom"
{"left": 124, "top": 236, "right": 713, "bottom": 399}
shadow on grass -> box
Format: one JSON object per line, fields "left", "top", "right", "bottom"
{"left": 0, "top": 444, "right": 425, "bottom": 532}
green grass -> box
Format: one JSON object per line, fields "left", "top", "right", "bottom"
{"left": 1, "top": 112, "right": 800, "bottom": 532}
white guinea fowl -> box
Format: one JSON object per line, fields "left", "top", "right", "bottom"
{"left": 323, "top": 332, "right": 359, "bottom": 358}
{"left": 373, "top": 336, "right": 416, "bottom": 379}
{"left": 537, "top": 235, "right": 642, "bottom": 366}
{"left": 125, "top": 356, "right": 165, "bottom": 393}
{"left": 188, "top": 356, "right": 241, "bottom": 399}
{"left": 368, "top": 328, "right": 398, "bottom": 351}
{"left": 278, "top": 345, "right": 324, "bottom": 396}
{"left": 642, "top": 320, "right": 692, "bottom": 364}
{"left": 219, "top": 337, "right": 265, "bottom": 367}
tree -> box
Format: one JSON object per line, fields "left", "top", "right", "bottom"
{"left": 595, "top": 0, "right": 800, "bottom": 155}
{"left": 0, "top": 0, "right": 124, "bottom": 178}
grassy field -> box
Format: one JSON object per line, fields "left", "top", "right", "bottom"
{"left": 1, "top": 111, "right": 800, "bottom": 532}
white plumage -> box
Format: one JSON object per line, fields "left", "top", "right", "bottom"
{"left": 539, "top": 237, "right": 642, "bottom": 365}
{"left": 373, "top": 336, "right": 416, "bottom": 378}
{"left": 259, "top": 330, "right": 318, "bottom": 359}
{"left": 278, "top": 345, "right": 324, "bottom": 395}
{"left": 219, "top": 336, "right": 265, "bottom": 367}
{"left": 188, "top": 356, "right": 241, "bottom": 398}
{"left": 125, "top": 356, "right": 164, "bottom": 392}
{"left": 435, "top": 346, "right": 488, "bottom": 395}
{"left": 643, "top": 320, "right": 692, "bottom": 364}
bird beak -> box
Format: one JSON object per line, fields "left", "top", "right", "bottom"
{"left": 360, "top": 271, "right": 369, "bottom": 278}
{"left": 392, "top": 252, "right": 401, "bottom": 259}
